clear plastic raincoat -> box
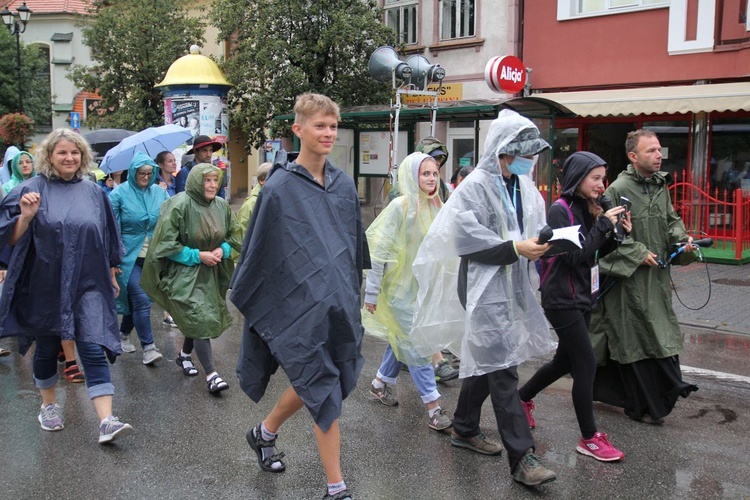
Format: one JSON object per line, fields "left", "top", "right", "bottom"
{"left": 140, "top": 163, "right": 242, "bottom": 339}
{"left": 109, "top": 152, "right": 168, "bottom": 314}
{"left": 363, "top": 153, "right": 442, "bottom": 365}
{"left": 411, "top": 110, "right": 557, "bottom": 377}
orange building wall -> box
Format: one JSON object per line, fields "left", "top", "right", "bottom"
{"left": 523, "top": 0, "right": 750, "bottom": 91}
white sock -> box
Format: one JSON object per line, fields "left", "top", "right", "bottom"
{"left": 260, "top": 421, "right": 277, "bottom": 441}
{"left": 206, "top": 371, "right": 217, "bottom": 382}
{"left": 328, "top": 481, "right": 346, "bottom": 496}
{"left": 372, "top": 379, "right": 385, "bottom": 389}
{"left": 428, "top": 406, "right": 442, "bottom": 418}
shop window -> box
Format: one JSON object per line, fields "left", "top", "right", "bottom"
{"left": 710, "top": 117, "right": 750, "bottom": 196}
{"left": 642, "top": 120, "right": 690, "bottom": 181}
{"left": 384, "top": 0, "right": 418, "bottom": 45}
{"left": 439, "top": 0, "right": 475, "bottom": 40}
{"left": 558, "top": 0, "right": 667, "bottom": 20}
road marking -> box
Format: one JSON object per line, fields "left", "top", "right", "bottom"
{"left": 682, "top": 365, "right": 750, "bottom": 385}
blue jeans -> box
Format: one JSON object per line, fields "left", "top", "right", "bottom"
{"left": 119, "top": 261, "right": 154, "bottom": 348}
{"left": 33, "top": 336, "right": 114, "bottom": 399}
{"left": 377, "top": 344, "right": 440, "bottom": 404}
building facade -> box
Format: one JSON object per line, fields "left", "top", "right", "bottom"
{"left": 523, "top": 0, "right": 750, "bottom": 197}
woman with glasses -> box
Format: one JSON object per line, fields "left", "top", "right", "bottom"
{"left": 109, "top": 152, "right": 169, "bottom": 365}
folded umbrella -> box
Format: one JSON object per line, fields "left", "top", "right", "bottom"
{"left": 99, "top": 124, "right": 193, "bottom": 173}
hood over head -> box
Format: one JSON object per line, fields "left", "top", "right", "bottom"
{"left": 397, "top": 152, "right": 439, "bottom": 199}
{"left": 415, "top": 136, "right": 449, "bottom": 168}
{"left": 561, "top": 151, "right": 606, "bottom": 198}
{"left": 10, "top": 151, "right": 35, "bottom": 181}
{"left": 127, "top": 151, "right": 159, "bottom": 190}
{"left": 477, "top": 110, "right": 549, "bottom": 175}
{"left": 186, "top": 162, "right": 222, "bottom": 206}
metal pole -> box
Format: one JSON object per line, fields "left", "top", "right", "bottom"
{"left": 15, "top": 23, "right": 23, "bottom": 113}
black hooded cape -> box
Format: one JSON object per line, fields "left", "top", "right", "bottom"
{"left": 230, "top": 152, "right": 364, "bottom": 432}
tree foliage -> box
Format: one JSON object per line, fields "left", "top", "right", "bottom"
{"left": 213, "top": 0, "right": 397, "bottom": 150}
{"left": 68, "top": 0, "right": 205, "bottom": 131}
{"left": 0, "top": 28, "right": 52, "bottom": 130}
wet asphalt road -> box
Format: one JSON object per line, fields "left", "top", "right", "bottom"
{"left": 2, "top": 299, "right": 750, "bottom": 500}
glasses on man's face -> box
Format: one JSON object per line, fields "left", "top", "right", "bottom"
{"left": 136, "top": 170, "right": 153, "bottom": 177}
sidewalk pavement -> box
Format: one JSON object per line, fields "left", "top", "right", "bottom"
{"left": 670, "top": 261, "right": 750, "bottom": 336}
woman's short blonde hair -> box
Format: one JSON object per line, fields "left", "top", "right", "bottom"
{"left": 35, "top": 128, "right": 94, "bottom": 180}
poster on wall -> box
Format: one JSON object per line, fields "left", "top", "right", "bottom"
{"left": 164, "top": 95, "right": 232, "bottom": 201}
{"left": 358, "top": 130, "right": 409, "bottom": 176}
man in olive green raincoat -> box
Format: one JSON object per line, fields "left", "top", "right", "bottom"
{"left": 590, "top": 129, "right": 697, "bottom": 424}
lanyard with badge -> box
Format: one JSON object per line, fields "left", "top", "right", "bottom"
{"left": 591, "top": 249, "right": 600, "bottom": 295}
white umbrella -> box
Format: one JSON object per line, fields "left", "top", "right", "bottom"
{"left": 99, "top": 124, "right": 193, "bottom": 173}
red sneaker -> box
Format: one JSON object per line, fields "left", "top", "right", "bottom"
{"left": 576, "top": 432, "right": 624, "bottom": 462}
{"left": 521, "top": 399, "right": 536, "bottom": 429}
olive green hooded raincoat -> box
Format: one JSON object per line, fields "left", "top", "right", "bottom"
{"left": 141, "top": 163, "right": 242, "bottom": 339}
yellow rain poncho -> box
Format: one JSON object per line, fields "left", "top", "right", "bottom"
{"left": 362, "top": 153, "right": 442, "bottom": 365}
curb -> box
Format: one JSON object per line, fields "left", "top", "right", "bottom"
{"left": 679, "top": 319, "right": 750, "bottom": 337}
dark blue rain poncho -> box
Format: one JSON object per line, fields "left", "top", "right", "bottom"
{"left": 0, "top": 174, "right": 123, "bottom": 355}
{"left": 231, "top": 153, "right": 365, "bottom": 432}
{"left": 109, "top": 152, "right": 168, "bottom": 314}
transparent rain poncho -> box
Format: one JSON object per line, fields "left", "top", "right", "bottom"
{"left": 411, "top": 110, "right": 557, "bottom": 377}
{"left": 363, "top": 153, "right": 442, "bottom": 365}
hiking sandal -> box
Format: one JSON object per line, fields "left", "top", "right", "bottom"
{"left": 175, "top": 355, "right": 198, "bottom": 376}
{"left": 207, "top": 374, "right": 229, "bottom": 394}
{"left": 246, "top": 425, "right": 286, "bottom": 473}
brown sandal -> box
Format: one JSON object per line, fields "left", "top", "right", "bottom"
{"left": 63, "top": 364, "right": 85, "bottom": 383}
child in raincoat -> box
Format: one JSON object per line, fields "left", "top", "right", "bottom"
{"left": 363, "top": 152, "right": 452, "bottom": 431}
{"left": 141, "top": 163, "right": 242, "bottom": 394}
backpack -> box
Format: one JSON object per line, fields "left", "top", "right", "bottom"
{"left": 539, "top": 198, "right": 575, "bottom": 289}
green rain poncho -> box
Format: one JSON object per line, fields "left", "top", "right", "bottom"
{"left": 109, "top": 152, "right": 168, "bottom": 314}
{"left": 141, "top": 163, "right": 242, "bottom": 339}
{"left": 3, "top": 151, "right": 35, "bottom": 194}
{"left": 362, "top": 153, "right": 442, "bottom": 365}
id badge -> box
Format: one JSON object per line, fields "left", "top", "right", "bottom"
{"left": 591, "top": 264, "right": 600, "bottom": 294}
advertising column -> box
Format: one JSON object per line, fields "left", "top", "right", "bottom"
{"left": 155, "top": 46, "right": 233, "bottom": 198}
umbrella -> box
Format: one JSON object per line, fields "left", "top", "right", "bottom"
{"left": 99, "top": 124, "right": 193, "bottom": 173}
{"left": 82, "top": 128, "right": 135, "bottom": 159}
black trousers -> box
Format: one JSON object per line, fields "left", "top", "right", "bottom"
{"left": 519, "top": 308, "right": 598, "bottom": 439}
{"left": 452, "top": 366, "right": 534, "bottom": 472}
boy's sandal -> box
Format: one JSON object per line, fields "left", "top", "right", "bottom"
{"left": 57, "top": 350, "right": 65, "bottom": 363}
{"left": 246, "top": 425, "right": 286, "bottom": 473}
{"left": 63, "top": 364, "right": 85, "bottom": 383}
{"left": 175, "top": 355, "right": 198, "bottom": 376}
{"left": 0, "top": 347, "right": 10, "bottom": 357}
{"left": 207, "top": 374, "right": 229, "bottom": 394}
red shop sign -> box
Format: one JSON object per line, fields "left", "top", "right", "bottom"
{"left": 485, "top": 55, "right": 526, "bottom": 94}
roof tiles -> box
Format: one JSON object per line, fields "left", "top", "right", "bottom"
{"left": 0, "top": 0, "right": 90, "bottom": 15}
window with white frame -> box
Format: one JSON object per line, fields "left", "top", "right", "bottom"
{"left": 440, "top": 0, "right": 476, "bottom": 41}
{"left": 384, "top": 0, "right": 418, "bottom": 45}
{"left": 558, "top": 0, "right": 668, "bottom": 20}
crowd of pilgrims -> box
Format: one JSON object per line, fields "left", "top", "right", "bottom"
{"left": 0, "top": 104, "right": 698, "bottom": 498}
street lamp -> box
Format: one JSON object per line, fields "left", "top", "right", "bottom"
{"left": 1, "top": 2, "right": 32, "bottom": 113}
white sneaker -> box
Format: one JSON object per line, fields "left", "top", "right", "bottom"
{"left": 142, "top": 345, "right": 163, "bottom": 365}
{"left": 120, "top": 335, "right": 136, "bottom": 353}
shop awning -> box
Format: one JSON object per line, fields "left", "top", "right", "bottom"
{"left": 275, "top": 98, "right": 574, "bottom": 125}
{"left": 533, "top": 82, "right": 750, "bottom": 117}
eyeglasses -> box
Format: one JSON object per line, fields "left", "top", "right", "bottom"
{"left": 136, "top": 170, "right": 153, "bottom": 177}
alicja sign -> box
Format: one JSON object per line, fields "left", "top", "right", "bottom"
{"left": 485, "top": 55, "right": 526, "bottom": 94}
